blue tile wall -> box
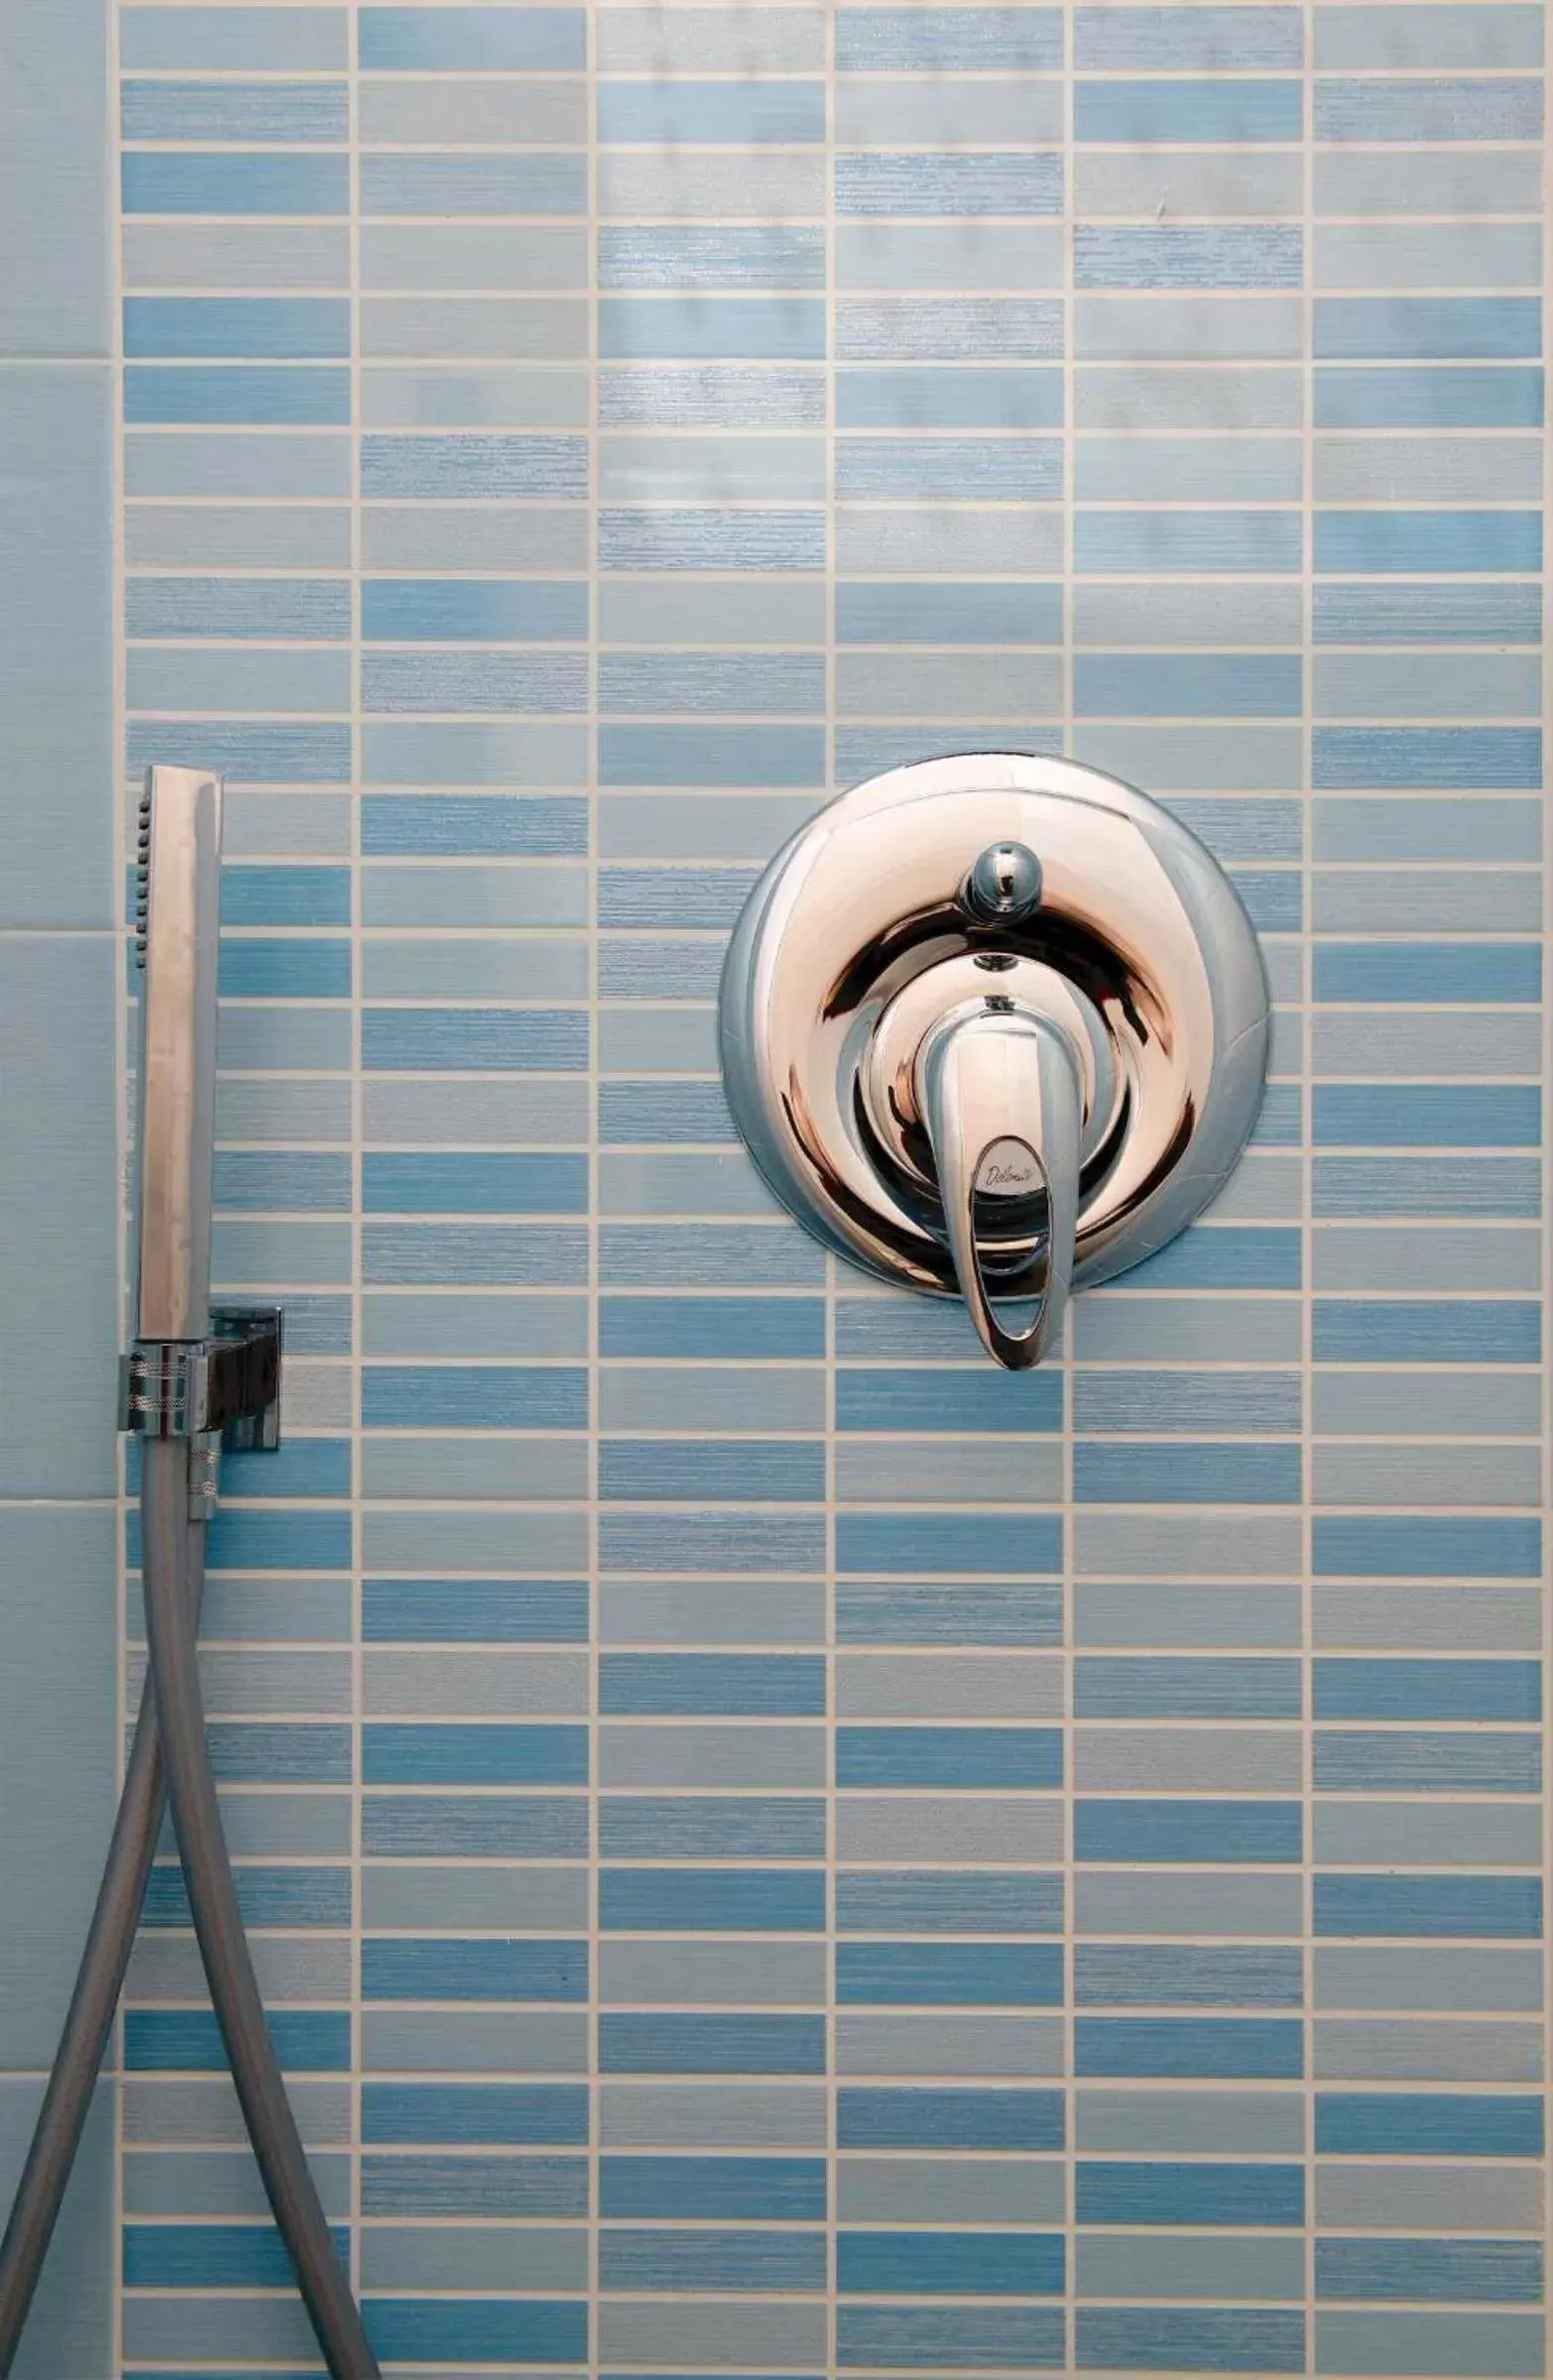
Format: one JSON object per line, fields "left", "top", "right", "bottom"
{"left": 1, "top": 0, "right": 1550, "bottom": 2371}
{"left": 0, "top": 0, "right": 117, "bottom": 2365}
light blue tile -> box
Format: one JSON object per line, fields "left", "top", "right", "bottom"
{"left": 1, "top": 947, "right": 118, "bottom": 1489}
{"left": 362, "top": 720, "right": 588, "bottom": 784}
{"left": 1316, "top": 148, "right": 1543, "bottom": 215}
{"left": 837, "top": 297, "right": 1063, "bottom": 362}
{"left": 837, "top": 366, "right": 1062, "bottom": 429}
{"left": 837, "top": 154, "right": 1064, "bottom": 217}
{"left": 1077, "top": 8, "right": 1303, "bottom": 68}
{"left": 840, "top": 9, "right": 1063, "bottom": 69}
{"left": 1077, "top": 435, "right": 1302, "bottom": 501}
{"left": 600, "top": 224, "right": 824, "bottom": 290}
{"left": 2, "top": 0, "right": 107, "bottom": 355}
{"left": 1079, "top": 2309, "right": 1305, "bottom": 2373}
{"left": 1315, "top": 942, "right": 1540, "bottom": 1005}
{"left": 1314, "top": 1515, "right": 1542, "bottom": 1580}
{"left": 122, "top": 151, "right": 350, "bottom": 214}
{"left": 1077, "top": 654, "right": 1301, "bottom": 718}
{"left": 598, "top": 9, "right": 825, "bottom": 71}
{"left": 836, "top": 78, "right": 1064, "bottom": 144}
{"left": 1321, "top": 300, "right": 1543, "bottom": 371}
{"left": 1316, "top": 222, "right": 1541, "bottom": 296}
{"left": 125, "top": 428, "right": 350, "bottom": 498}
{"left": 600, "top": 579, "right": 823, "bottom": 642}
{"left": 123, "top": 6, "right": 349, "bottom": 65}
{"left": 1313, "top": 1085, "right": 1541, "bottom": 1148}
{"left": 360, "top": 7, "right": 584, "bottom": 68}
{"left": 599, "top": 724, "right": 823, "bottom": 786}
{"left": 128, "top": 647, "right": 351, "bottom": 714}
{"left": 362, "top": 224, "right": 586, "bottom": 294}
{"left": 360, "top": 153, "right": 585, "bottom": 218}
{"left": 1315, "top": 5, "right": 1544, "bottom": 69}
{"left": 1314, "top": 653, "right": 1539, "bottom": 720}
{"left": 0, "top": 2082, "right": 112, "bottom": 2376}
{"left": 361, "top": 430, "right": 586, "bottom": 498}
{"left": 1324, "top": 514, "right": 1543, "bottom": 578}
{"left": 1314, "top": 366, "right": 1542, "bottom": 429}
{"left": 124, "top": 363, "right": 352, "bottom": 425}
{"left": 839, "top": 221, "right": 1064, "bottom": 291}
{"left": 599, "top": 79, "right": 824, "bottom": 144}
{"left": 1315, "top": 75, "right": 1543, "bottom": 143}
{"left": 600, "top": 506, "right": 824, "bottom": 571}
{"left": 1076, "top": 77, "right": 1304, "bottom": 143}
{"left": 1315, "top": 2310, "right": 1544, "bottom": 2379}
{"left": 1075, "top": 510, "right": 1302, "bottom": 573}
{"left": 125, "top": 501, "right": 350, "bottom": 569}
{"left": 0, "top": 371, "right": 112, "bottom": 924}
{"left": 837, "top": 436, "right": 1060, "bottom": 501}
{"left": 122, "top": 78, "right": 348, "bottom": 143}
{"left": 599, "top": 296, "right": 825, "bottom": 362}
{"left": 1079, "top": 2233, "right": 1305, "bottom": 2301}
{"left": 1078, "top": 225, "right": 1303, "bottom": 291}
{"left": 1077, "top": 2160, "right": 1304, "bottom": 2226}
{"left": 0, "top": 1508, "right": 116, "bottom": 2062}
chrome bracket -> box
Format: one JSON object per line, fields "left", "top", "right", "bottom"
{"left": 120, "top": 1305, "right": 283, "bottom": 1451}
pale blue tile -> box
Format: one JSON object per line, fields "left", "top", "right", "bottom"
{"left": 1316, "top": 148, "right": 1543, "bottom": 215}
{"left": 837, "top": 297, "right": 1063, "bottom": 361}
{"left": 836, "top": 154, "right": 1064, "bottom": 216}
{"left": 0, "top": 2082, "right": 112, "bottom": 2377}
{"left": 1079, "top": 2309, "right": 1304, "bottom": 2372}
{"left": 1315, "top": 75, "right": 1543, "bottom": 143}
{"left": 1314, "top": 366, "right": 1541, "bottom": 428}
{"left": 123, "top": 151, "right": 349, "bottom": 214}
{"left": 125, "top": 427, "right": 350, "bottom": 497}
{"left": 1316, "top": 222, "right": 1541, "bottom": 294}
{"left": 1077, "top": 8, "right": 1303, "bottom": 68}
{"left": 124, "top": 363, "right": 352, "bottom": 425}
{"left": 122, "top": 78, "right": 348, "bottom": 143}
{"left": 839, "top": 9, "right": 1063, "bottom": 70}
{"left": 599, "top": 9, "right": 825, "bottom": 71}
{"left": 1078, "top": 224, "right": 1303, "bottom": 290}
{"left": 1076, "top": 510, "right": 1302, "bottom": 573}
{"left": 839, "top": 221, "right": 1063, "bottom": 290}
{"left": 1315, "top": 5, "right": 1544, "bottom": 70}
{"left": 360, "top": 7, "right": 585, "bottom": 68}
{"left": 2, "top": 0, "right": 108, "bottom": 355}
{"left": 599, "top": 79, "right": 824, "bottom": 144}
{"left": 123, "top": 7, "right": 349, "bottom": 65}
{"left": 1076, "top": 78, "right": 1304, "bottom": 143}
{"left": 0, "top": 371, "right": 112, "bottom": 924}
{"left": 1315, "top": 2310, "right": 1543, "bottom": 2379}
{"left": 836, "top": 78, "right": 1064, "bottom": 144}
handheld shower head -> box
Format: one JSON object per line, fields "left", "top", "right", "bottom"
{"left": 134, "top": 765, "right": 223, "bottom": 1344}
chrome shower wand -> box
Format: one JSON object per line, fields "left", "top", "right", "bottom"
{"left": 0, "top": 769, "right": 378, "bottom": 2379}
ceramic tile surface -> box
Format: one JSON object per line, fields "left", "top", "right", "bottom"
{"left": 9, "top": 0, "right": 1553, "bottom": 2372}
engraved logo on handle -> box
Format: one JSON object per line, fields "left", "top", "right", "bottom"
{"left": 975, "top": 1136, "right": 1042, "bottom": 1198}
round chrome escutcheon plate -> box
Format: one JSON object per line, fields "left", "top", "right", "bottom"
{"left": 718, "top": 752, "right": 1270, "bottom": 1304}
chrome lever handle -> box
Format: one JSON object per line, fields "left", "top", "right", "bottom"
{"left": 917, "top": 1004, "right": 1083, "bottom": 1370}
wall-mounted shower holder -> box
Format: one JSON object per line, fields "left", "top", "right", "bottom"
{"left": 719, "top": 753, "right": 1269, "bottom": 1369}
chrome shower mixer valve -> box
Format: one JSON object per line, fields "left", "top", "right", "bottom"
{"left": 719, "top": 753, "right": 1270, "bottom": 1370}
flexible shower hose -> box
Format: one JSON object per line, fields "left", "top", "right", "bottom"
{"left": 0, "top": 1441, "right": 380, "bottom": 2380}
{"left": 139, "top": 1439, "right": 380, "bottom": 2378}
{"left": 0, "top": 1505, "right": 206, "bottom": 2373}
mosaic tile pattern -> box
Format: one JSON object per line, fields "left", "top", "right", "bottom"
{"left": 107, "top": 1, "right": 1551, "bottom": 2372}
